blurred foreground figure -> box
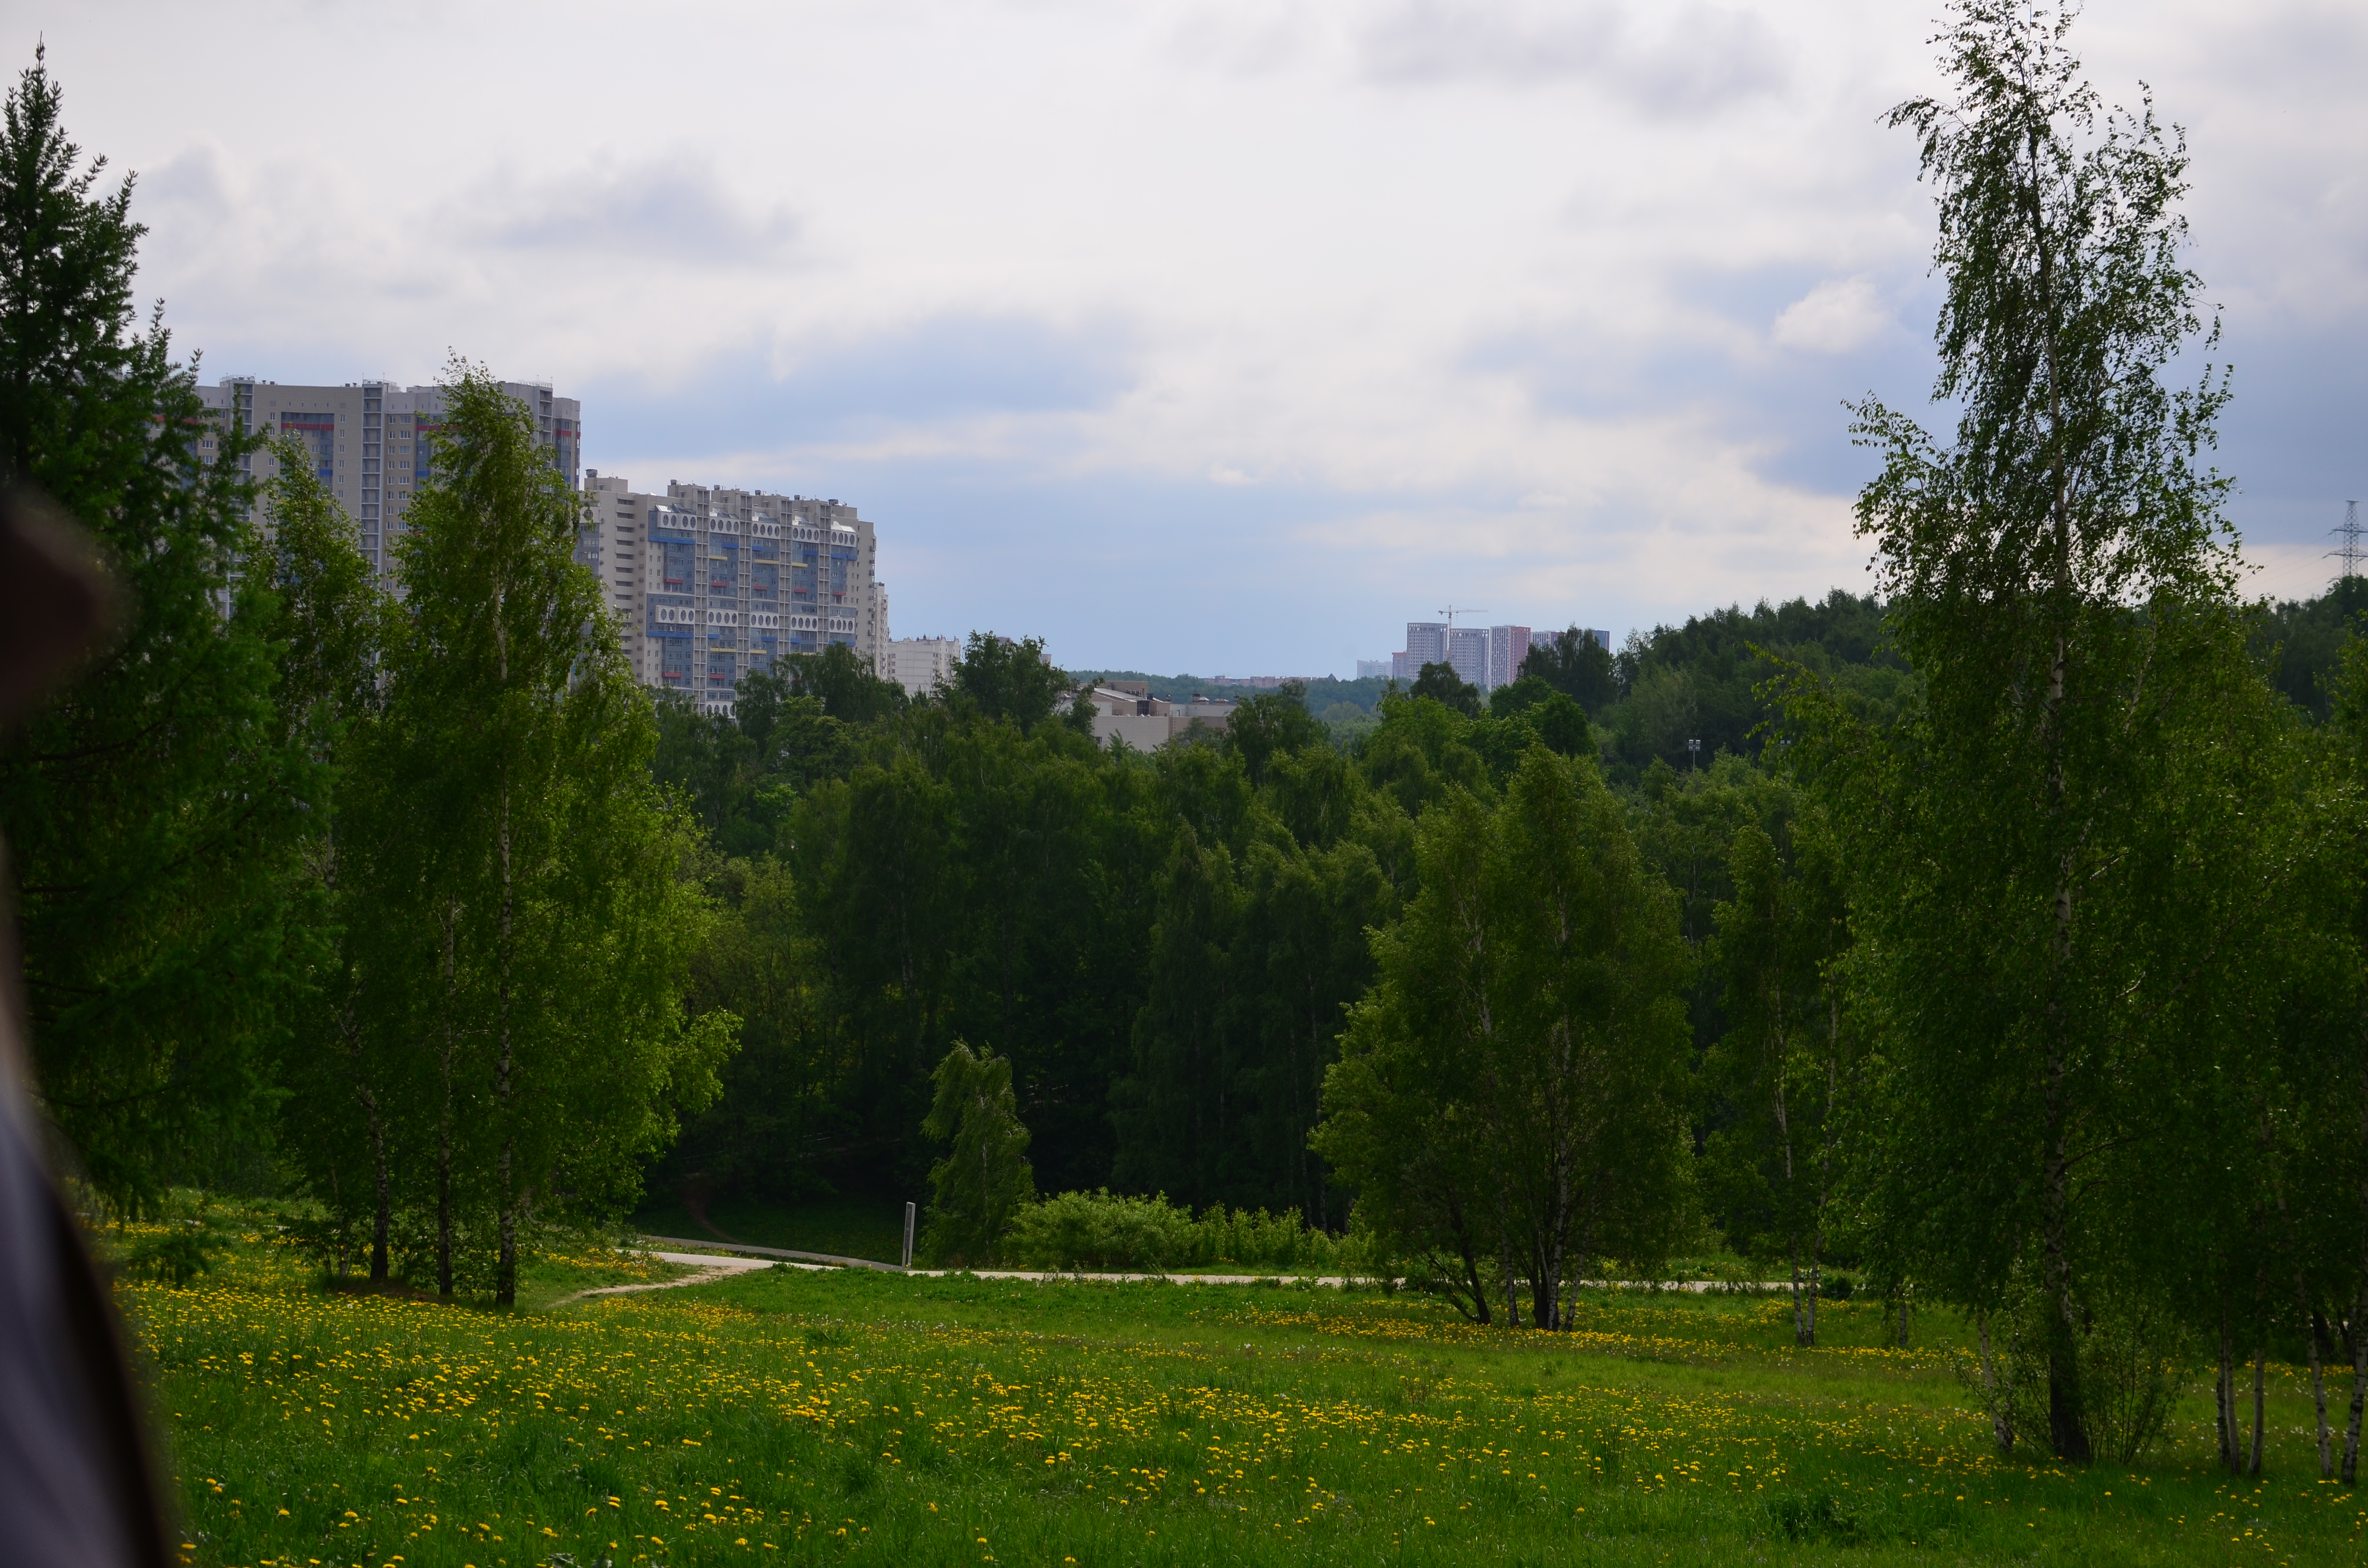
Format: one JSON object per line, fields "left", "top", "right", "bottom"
{"left": 0, "top": 491, "right": 171, "bottom": 1567}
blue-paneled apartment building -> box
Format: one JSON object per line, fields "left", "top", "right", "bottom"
{"left": 581, "top": 472, "right": 884, "bottom": 714}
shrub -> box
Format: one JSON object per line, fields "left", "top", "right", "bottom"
{"left": 1963, "top": 1267, "right": 2182, "bottom": 1464}
{"left": 1004, "top": 1190, "right": 1198, "bottom": 1272}
{"left": 1000, "top": 1189, "right": 1377, "bottom": 1274}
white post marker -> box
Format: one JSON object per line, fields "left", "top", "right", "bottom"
{"left": 901, "top": 1201, "right": 916, "bottom": 1272}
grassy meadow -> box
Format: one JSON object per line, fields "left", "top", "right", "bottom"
{"left": 125, "top": 1211, "right": 2366, "bottom": 1568}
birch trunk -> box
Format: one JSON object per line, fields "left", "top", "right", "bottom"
{"left": 2344, "top": 1284, "right": 2365, "bottom": 1485}
{"left": 1790, "top": 1245, "right": 1805, "bottom": 1346}
{"left": 436, "top": 906, "right": 457, "bottom": 1299}
{"left": 2308, "top": 1309, "right": 2332, "bottom": 1479}
{"left": 493, "top": 777, "right": 518, "bottom": 1309}
{"left": 2249, "top": 1348, "right": 2266, "bottom": 1477}
{"left": 2216, "top": 1326, "right": 2235, "bottom": 1478}
{"left": 1976, "top": 1309, "right": 2011, "bottom": 1455}
{"left": 2352, "top": 1059, "right": 2368, "bottom": 1484}
{"left": 2036, "top": 200, "right": 2090, "bottom": 1463}
{"left": 2215, "top": 1323, "right": 2237, "bottom": 1475}
{"left": 366, "top": 1085, "right": 389, "bottom": 1284}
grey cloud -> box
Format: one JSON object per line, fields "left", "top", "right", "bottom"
{"left": 581, "top": 311, "right": 1140, "bottom": 456}
{"left": 450, "top": 154, "right": 802, "bottom": 261}
{"left": 140, "top": 142, "right": 234, "bottom": 216}
{"left": 1358, "top": 0, "right": 1788, "bottom": 113}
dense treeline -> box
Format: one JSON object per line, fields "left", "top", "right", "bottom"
{"left": 653, "top": 640, "right": 1604, "bottom": 1215}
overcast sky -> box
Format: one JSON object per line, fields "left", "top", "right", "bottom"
{"left": 27, "top": 0, "right": 2368, "bottom": 674}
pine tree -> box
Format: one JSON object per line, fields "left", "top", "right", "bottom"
{"left": 0, "top": 48, "right": 315, "bottom": 1203}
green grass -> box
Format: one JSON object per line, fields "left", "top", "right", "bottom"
{"left": 130, "top": 1213, "right": 2368, "bottom": 1566}
{"left": 633, "top": 1194, "right": 910, "bottom": 1264}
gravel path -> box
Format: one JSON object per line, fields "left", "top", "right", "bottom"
{"left": 552, "top": 1250, "right": 791, "bottom": 1306}
{"left": 624, "top": 1238, "right": 1785, "bottom": 1292}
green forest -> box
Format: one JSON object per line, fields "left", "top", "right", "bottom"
{"left": 9, "top": 3, "right": 2368, "bottom": 1486}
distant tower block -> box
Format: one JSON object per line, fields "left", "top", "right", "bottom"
{"left": 2333, "top": 500, "right": 2365, "bottom": 583}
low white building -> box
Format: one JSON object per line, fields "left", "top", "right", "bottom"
{"left": 1080, "top": 682, "right": 1235, "bottom": 749}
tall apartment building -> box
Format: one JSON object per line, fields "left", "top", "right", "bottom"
{"left": 888, "top": 636, "right": 962, "bottom": 698}
{"left": 578, "top": 473, "right": 883, "bottom": 714}
{"left": 1446, "top": 626, "right": 1490, "bottom": 690}
{"left": 197, "top": 376, "right": 580, "bottom": 586}
{"left": 1490, "top": 625, "right": 1533, "bottom": 689}
{"left": 1391, "top": 621, "right": 1530, "bottom": 691}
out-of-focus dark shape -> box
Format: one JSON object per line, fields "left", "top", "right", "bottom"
{"left": 0, "top": 486, "right": 170, "bottom": 1568}
{"left": 0, "top": 488, "right": 120, "bottom": 723}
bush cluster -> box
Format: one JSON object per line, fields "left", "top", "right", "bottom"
{"left": 997, "top": 1189, "right": 1376, "bottom": 1274}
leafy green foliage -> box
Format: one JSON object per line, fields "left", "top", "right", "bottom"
{"left": 309, "top": 366, "right": 735, "bottom": 1303}
{"left": 0, "top": 51, "right": 323, "bottom": 1206}
{"left": 779, "top": 639, "right": 907, "bottom": 723}
{"left": 1801, "top": 0, "right": 2261, "bottom": 1464}
{"left": 947, "top": 631, "right": 1073, "bottom": 729}
{"left": 1315, "top": 746, "right": 1693, "bottom": 1329}
{"left": 2252, "top": 576, "right": 2368, "bottom": 721}
{"left": 1698, "top": 802, "right": 1852, "bottom": 1345}
{"left": 1001, "top": 1189, "right": 1368, "bottom": 1273}
{"left": 1519, "top": 626, "right": 1619, "bottom": 715}
{"left": 1594, "top": 592, "right": 1910, "bottom": 784}
{"left": 1408, "top": 660, "right": 1480, "bottom": 716}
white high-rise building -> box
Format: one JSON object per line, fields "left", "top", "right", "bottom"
{"left": 889, "top": 636, "right": 962, "bottom": 698}
{"left": 197, "top": 376, "right": 580, "bottom": 588}
{"left": 579, "top": 473, "right": 883, "bottom": 715}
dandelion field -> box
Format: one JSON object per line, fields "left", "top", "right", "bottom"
{"left": 129, "top": 1221, "right": 2367, "bottom": 1568}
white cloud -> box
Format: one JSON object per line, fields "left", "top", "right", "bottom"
{"left": 1771, "top": 276, "right": 1891, "bottom": 354}
{"left": 29, "top": 0, "right": 2368, "bottom": 670}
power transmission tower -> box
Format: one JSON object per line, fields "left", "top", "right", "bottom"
{"left": 2331, "top": 500, "right": 2364, "bottom": 583}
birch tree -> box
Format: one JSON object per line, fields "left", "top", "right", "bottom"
{"left": 1317, "top": 746, "right": 1690, "bottom": 1327}
{"left": 367, "top": 365, "right": 732, "bottom": 1304}
{"left": 1704, "top": 810, "right": 1850, "bottom": 1345}
{"left": 1832, "top": 0, "right": 2242, "bottom": 1460}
